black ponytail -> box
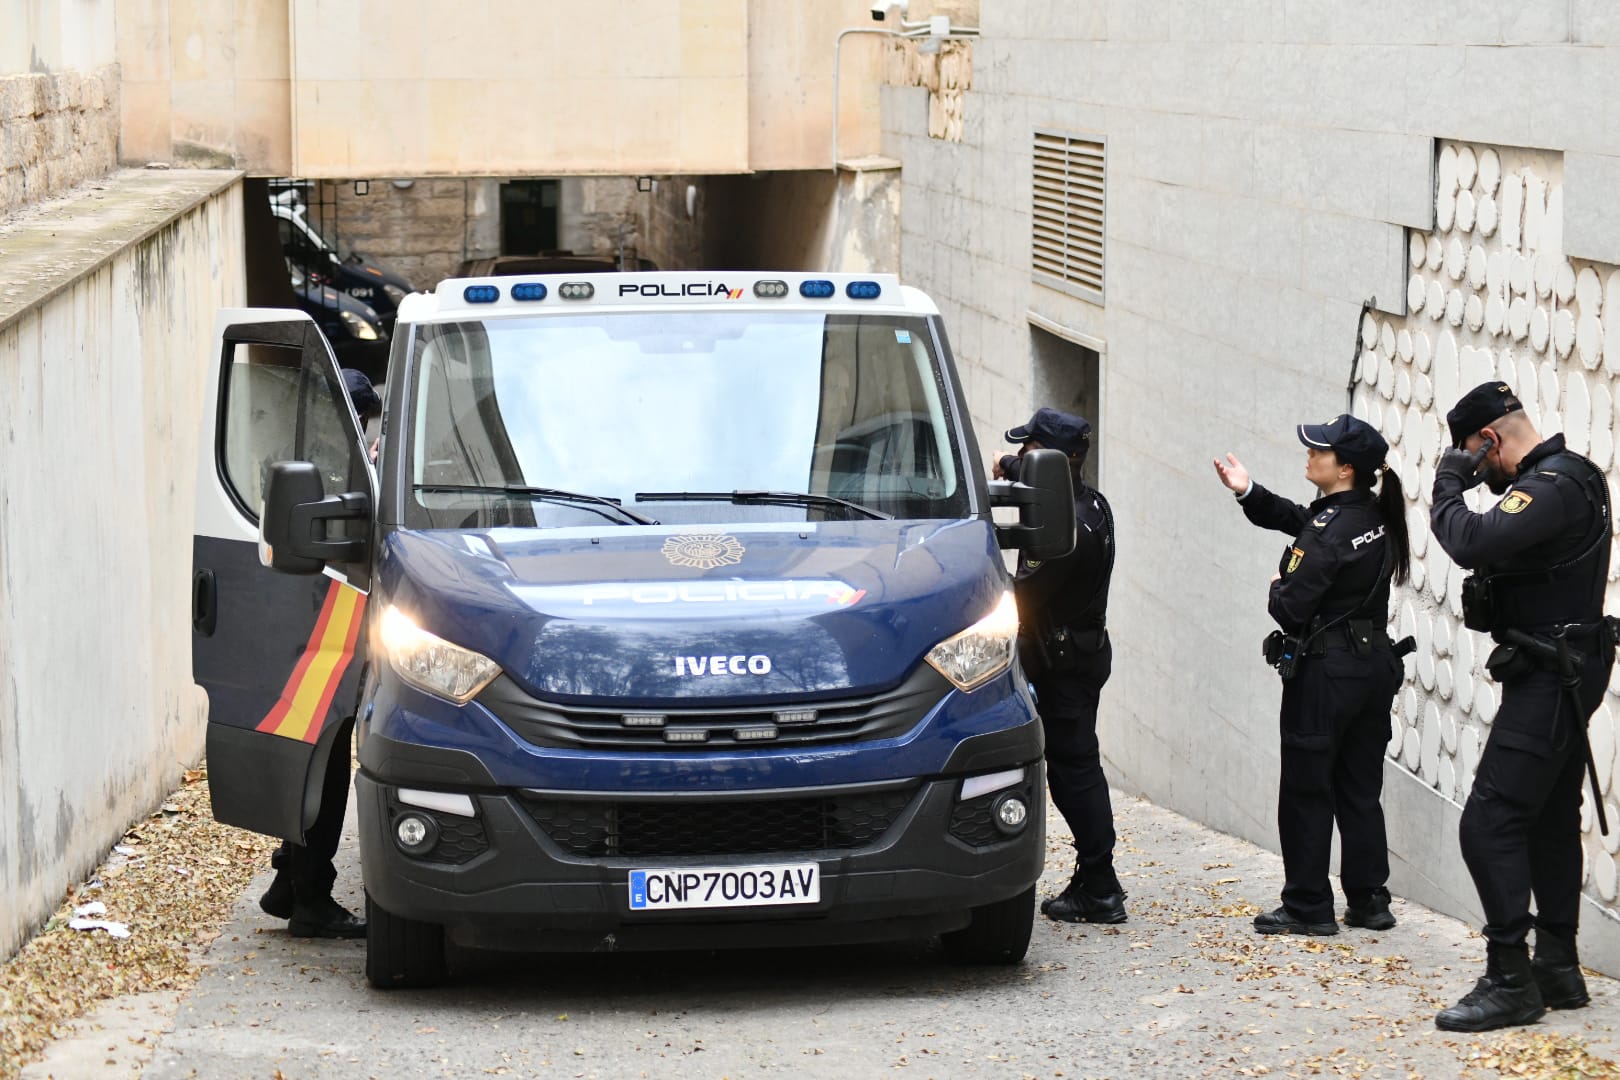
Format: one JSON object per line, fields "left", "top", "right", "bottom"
{"left": 1354, "top": 463, "right": 1411, "bottom": 586}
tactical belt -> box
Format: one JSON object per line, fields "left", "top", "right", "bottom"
{"left": 1303, "top": 617, "right": 1389, "bottom": 656}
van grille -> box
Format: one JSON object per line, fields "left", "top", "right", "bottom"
{"left": 519, "top": 786, "right": 916, "bottom": 858}
{"left": 478, "top": 666, "right": 949, "bottom": 751}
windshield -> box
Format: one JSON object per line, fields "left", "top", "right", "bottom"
{"left": 403, "top": 311, "right": 971, "bottom": 529}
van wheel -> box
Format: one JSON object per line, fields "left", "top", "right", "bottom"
{"left": 941, "top": 886, "right": 1035, "bottom": 965}
{"left": 365, "top": 892, "right": 447, "bottom": 989}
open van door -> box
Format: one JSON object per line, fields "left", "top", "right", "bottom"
{"left": 192, "top": 309, "right": 376, "bottom": 841}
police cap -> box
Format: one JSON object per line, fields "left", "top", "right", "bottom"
{"left": 1296, "top": 414, "right": 1388, "bottom": 471}
{"left": 1006, "top": 407, "right": 1092, "bottom": 457}
{"left": 342, "top": 367, "right": 382, "bottom": 420}
{"left": 1445, "top": 381, "right": 1523, "bottom": 448}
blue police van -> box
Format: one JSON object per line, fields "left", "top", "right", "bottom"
{"left": 191, "top": 272, "right": 1076, "bottom": 987}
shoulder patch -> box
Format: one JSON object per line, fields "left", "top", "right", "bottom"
{"left": 1500, "top": 490, "right": 1534, "bottom": 514}
{"left": 1025, "top": 559, "right": 1042, "bottom": 570}
{"left": 1286, "top": 547, "right": 1305, "bottom": 574}
{"left": 1311, "top": 507, "right": 1337, "bottom": 528}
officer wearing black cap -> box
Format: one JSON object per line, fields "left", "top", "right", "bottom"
{"left": 256, "top": 368, "right": 382, "bottom": 939}
{"left": 995, "top": 408, "right": 1125, "bottom": 923}
{"left": 1214, "top": 414, "right": 1411, "bottom": 937}
{"left": 1429, "top": 381, "right": 1613, "bottom": 1032}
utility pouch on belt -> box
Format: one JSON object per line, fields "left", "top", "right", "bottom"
{"left": 1042, "top": 625, "right": 1083, "bottom": 672}
{"left": 1461, "top": 573, "right": 1495, "bottom": 633}
{"left": 1605, "top": 615, "right": 1620, "bottom": 650}
{"left": 1262, "top": 630, "right": 1302, "bottom": 681}
{"left": 1484, "top": 642, "right": 1536, "bottom": 682}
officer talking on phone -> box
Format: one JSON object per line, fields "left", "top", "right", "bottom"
{"left": 1429, "top": 381, "right": 1613, "bottom": 1032}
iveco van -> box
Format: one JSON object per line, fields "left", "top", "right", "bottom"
{"left": 191, "top": 272, "right": 1075, "bottom": 987}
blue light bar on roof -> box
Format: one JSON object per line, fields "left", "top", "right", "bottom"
{"left": 511, "top": 282, "right": 547, "bottom": 301}
{"left": 845, "top": 281, "right": 882, "bottom": 300}
{"left": 463, "top": 285, "right": 500, "bottom": 303}
{"left": 800, "top": 279, "right": 836, "bottom": 299}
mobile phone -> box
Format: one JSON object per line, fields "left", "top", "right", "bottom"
{"left": 1470, "top": 435, "right": 1495, "bottom": 467}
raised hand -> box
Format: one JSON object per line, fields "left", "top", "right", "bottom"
{"left": 1213, "top": 452, "right": 1251, "bottom": 494}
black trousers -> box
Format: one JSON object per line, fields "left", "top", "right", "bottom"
{"left": 270, "top": 723, "right": 353, "bottom": 902}
{"left": 1276, "top": 645, "right": 1401, "bottom": 923}
{"left": 1033, "top": 641, "right": 1121, "bottom": 897}
{"left": 1460, "top": 645, "right": 1609, "bottom": 948}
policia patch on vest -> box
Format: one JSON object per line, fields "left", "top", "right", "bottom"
{"left": 1286, "top": 547, "right": 1305, "bottom": 573}
{"left": 1500, "top": 490, "right": 1534, "bottom": 514}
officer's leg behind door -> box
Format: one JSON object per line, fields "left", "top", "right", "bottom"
{"left": 285, "top": 720, "right": 365, "bottom": 937}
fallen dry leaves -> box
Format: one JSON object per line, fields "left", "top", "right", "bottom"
{"left": 0, "top": 765, "right": 275, "bottom": 1080}
{"left": 1468, "top": 1030, "right": 1620, "bottom": 1079}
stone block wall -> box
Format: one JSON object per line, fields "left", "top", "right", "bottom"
{"left": 0, "top": 65, "right": 119, "bottom": 215}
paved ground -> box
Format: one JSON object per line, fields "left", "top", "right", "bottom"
{"left": 26, "top": 791, "right": 1620, "bottom": 1080}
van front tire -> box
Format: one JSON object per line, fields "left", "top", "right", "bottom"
{"left": 365, "top": 892, "right": 447, "bottom": 989}
{"left": 941, "top": 885, "right": 1035, "bottom": 965}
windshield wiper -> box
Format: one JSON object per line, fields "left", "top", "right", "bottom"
{"left": 414, "top": 484, "right": 658, "bottom": 526}
{"left": 634, "top": 489, "right": 892, "bottom": 521}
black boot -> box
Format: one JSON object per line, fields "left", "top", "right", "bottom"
{"left": 288, "top": 893, "right": 367, "bottom": 939}
{"left": 1344, "top": 887, "right": 1396, "bottom": 931}
{"left": 1532, "top": 929, "right": 1590, "bottom": 1010}
{"left": 1253, "top": 906, "right": 1337, "bottom": 936}
{"left": 1041, "top": 870, "right": 1127, "bottom": 924}
{"left": 258, "top": 844, "right": 293, "bottom": 920}
{"left": 1435, "top": 943, "right": 1546, "bottom": 1032}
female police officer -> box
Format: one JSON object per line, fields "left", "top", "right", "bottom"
{"left": 1213, "top": 415, "right": 1410, "bottom": 936}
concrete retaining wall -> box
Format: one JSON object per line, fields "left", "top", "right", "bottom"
{"left": 0, "top": 171, "right": 243, "bottom": 959}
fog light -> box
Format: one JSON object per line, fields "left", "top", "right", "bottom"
{"left": 395, "top": 812, "right": 439, "bottom": 854}
{"left": 993, "top": 793, "right": 1028, "bottom": 834}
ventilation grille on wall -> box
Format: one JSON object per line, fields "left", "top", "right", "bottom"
{"left": 1032, "top": 129, "right": 1105, "bottom": 304}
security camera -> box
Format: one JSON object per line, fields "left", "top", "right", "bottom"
{"left": 870, "top": 0, "right": 908, "bottom": 21}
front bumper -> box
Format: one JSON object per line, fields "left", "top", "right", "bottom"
{"left": 356, "top": 763, "right": 1045, "bottom": 952}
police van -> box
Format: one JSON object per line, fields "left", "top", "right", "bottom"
{"left": 191, "top": 272, "right": 1076, "bottom": 987}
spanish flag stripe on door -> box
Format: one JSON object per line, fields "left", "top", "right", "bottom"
{"left": 255, "top": 580, "right": 367, "bottom": 743}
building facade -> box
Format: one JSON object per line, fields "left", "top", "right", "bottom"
{"left": 882, "top": 0, "right": 1620, "bottom": 968}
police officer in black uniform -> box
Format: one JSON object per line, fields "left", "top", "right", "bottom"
{"left": 1430, "top": 382, "right": 1612, "bottom": 1032}
{"left": 1214, "top": 415, "right": 1410, "bottom": 936}
{"left": 255, "top": 369, "right": 382, "bottom": 939}
{"left": 995, "top": 408, "right": 1125, "bottom": 923}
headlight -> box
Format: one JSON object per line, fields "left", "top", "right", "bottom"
{"left": 378, "top": 605, "right": 501, "bottom": 703}
{"left": 925, "top": 592, "right": 1020, "bottom": 691}
{"left": 339, "top": 309, "right": 380, "bottom": 341}
{"left": 382, "top": 283, "right": 408, "bottom": 305}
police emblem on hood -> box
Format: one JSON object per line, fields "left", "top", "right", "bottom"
{"left": 662, "top": 531, "right": 746, "bottom": 570}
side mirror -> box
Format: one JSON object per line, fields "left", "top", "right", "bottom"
{"left": 990, "top": 448, "right": 1076, "bottom": 561}
{"left": 261, "top": 461, "right": 370, "bottom": 574}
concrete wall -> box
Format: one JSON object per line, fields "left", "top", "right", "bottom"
{"left": 880, "top": 1, "right": 1620, "bottom": 968}
{"left": 1, "top": 0, "right": 117, "bottom": 75}
{"left": 0, "top": 171, "right": 244, "bottom": 960}
{"left": 113, "top": 0, "right": 889, "bottom": 177}
{"left": 116, "top": 0, "right": 292, "bottom": 173}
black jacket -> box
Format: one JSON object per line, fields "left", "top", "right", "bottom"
{"left": 1239, "top": 484, "right": 1391, "bottom": 635}
{"left": 1431, "top": 434, "right": 1609, "bottom": 633}
{"left": 1014, "top": 483, "right": 1113, "bottom": 634}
